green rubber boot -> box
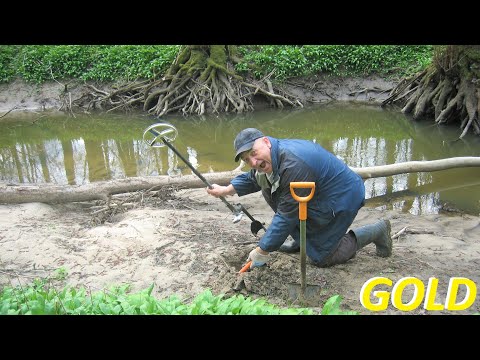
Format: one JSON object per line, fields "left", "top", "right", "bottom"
{"left": 352, "top": 220, "right": 392, "bottom": 257}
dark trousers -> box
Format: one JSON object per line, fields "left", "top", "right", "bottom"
{"left": 308, "top": 231, "right": 357, "bottom": 268}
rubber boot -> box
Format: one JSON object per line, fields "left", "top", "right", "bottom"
{"left": 351, "top": 220, "right": 392, "bottom": 257}
{"left": 278, "top": 236, "right": 300, "bottom": 253}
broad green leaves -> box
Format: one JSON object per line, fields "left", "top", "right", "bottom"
{"left": 0, "top": 280, "right": 356, "bottom": 315}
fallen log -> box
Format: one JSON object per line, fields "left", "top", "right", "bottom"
{"left": 0, "top": 170, "right": 243, "bottom": 204}
{"left": 349, "top": 156, "right": 480, "bottom": 179}
{"left": 1, "top": 157, "right": 480, "bottom": 204}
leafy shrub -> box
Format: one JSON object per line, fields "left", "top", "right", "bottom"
{"left": 0, "top": 45, "right": 433, "bottom": 84}
{"left": 7, "top": 45, "right": 180, "bottom": 84}
{"left": 81, "top": 45, "right": 180, "bottom": 81}
{"left": 0, "top": 45, "right": 21, "bottom": 82}
{"left": 237, "top": 45, "right": 433, "bottom": 80}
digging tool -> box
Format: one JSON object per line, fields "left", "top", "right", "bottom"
{"left": 239, "top": 260, "right": 252, "bottom": 273}
{"left": 232, "top": 259, "right": 252, "bottom": 292}
{"left": 143, "top": 122, "right": 267, "bottom": 236}
{"left": 288, "top": 181, "right": 322, "bottom": 304}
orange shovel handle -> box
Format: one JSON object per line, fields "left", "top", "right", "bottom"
{"left": 239, "top": 260, "right": 252, "bottom": 273}
{"left": 289, "top": 182, "right": 315, "bottom": 220}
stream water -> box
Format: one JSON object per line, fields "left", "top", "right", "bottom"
{"left": 1, "top": 103, "right": 480, "bottom": 215}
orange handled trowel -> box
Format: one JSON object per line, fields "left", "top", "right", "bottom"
{"left": 232, "top": 260, "right": 252, "bottom": 291}
{"left": 239, "top": 260, "right": 252, "bottom": 273}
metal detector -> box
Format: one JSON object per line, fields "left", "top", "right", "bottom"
{"left": 143, "top": 122, "right": 266, "bottom": 236}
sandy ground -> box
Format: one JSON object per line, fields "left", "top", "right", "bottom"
{"left": 1, "top": 186, "right": 479, "bottom": 315}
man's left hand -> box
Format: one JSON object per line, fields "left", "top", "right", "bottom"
{"left": 247, "top": 247, "right": 270, "bottom": 268}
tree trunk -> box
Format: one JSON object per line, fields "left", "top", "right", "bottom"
{"left": 382, "top": 45, "right": 480, "bottom": 138}
{"left": 0, "top": 170, "right": 241, "bottom": 204}
{"left": 2, "top": 157, "right": 480, "bottom": 204}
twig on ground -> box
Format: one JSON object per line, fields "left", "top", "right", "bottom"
{"left": 392, "top": 227, "right": 407, "bottom": 239}
{"left": 237, "top": 241, "right": 258, "bottom": 245}
{"left": 218, "top": 255, "right": 231, "bottom": 269}
{"left": 0, "top": 105, "right": 18, "bottom": 119}
{"left": 392, "top": 227, "right": 435, "bottom": 240}
{"left": 155, "top": 240, "right": 175, "bottom": 251}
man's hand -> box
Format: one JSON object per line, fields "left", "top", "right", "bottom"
{"left": 206, "top": 184, "right": 236, "bottom": 198}
{"left": 247, "top": 247, "right": 270, "bottom": 269}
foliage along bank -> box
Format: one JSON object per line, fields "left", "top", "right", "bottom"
{"left": 0, "top": 45, "right": 433, "bottom": 84}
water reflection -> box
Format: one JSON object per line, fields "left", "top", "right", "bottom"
{"left": 1, "top": 104, "right": 479, "bottom": 215}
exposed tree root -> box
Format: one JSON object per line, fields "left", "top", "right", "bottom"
{"left": 69, "top": 46, "right": 302, "bottom": 116}
{"left": 382, "top": 46, "right": 480, "bottom": 139}
{"left": 348, "top": 86, "right": 392, "bottom": 97}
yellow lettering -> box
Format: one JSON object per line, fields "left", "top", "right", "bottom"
{"left": 359, "top": 276, "right": 392, "bottom": 311}
{"left": 424, "top": 277, "right": 444, "bottom": 311}
{"left": 446, "top": 277, "right": 477, "bottom": 311}
{"left": 361, "top": 276, "right": 477, "bottom": 313}
{"left": 391, "top": 277, "right": 424, "bottom": 311}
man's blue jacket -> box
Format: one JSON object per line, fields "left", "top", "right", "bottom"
{"left": 230, "top": 136, "right": 365, "bottom": 264}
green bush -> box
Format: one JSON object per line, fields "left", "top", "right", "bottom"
{"left": 0, "top": 45, "right": 21, "bottom": 82}
{"left": 6, "top": 45, "right": 180, "bottom": 84}
{"left": 18, "top": 45, "right": 96, "bottom": 83}
{"left": 0, "top": 45, "right": 433, "bottom": 84}
{"left": 81, "top": 45, "right": 180, "bottom": 81}
{"left": 237, "top": 45, "right": 433, "bottom": 80}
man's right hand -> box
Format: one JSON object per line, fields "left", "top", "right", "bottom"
{"left": 247, "top": 247, "right": 270, "bottom": 268}
{"left": 206, "top": 184, "right": 236, "bottom": 198}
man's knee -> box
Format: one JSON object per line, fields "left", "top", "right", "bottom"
{"left": 309, "top": 232, "right": 357, "bottom": 267}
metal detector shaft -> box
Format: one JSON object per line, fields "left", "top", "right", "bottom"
{"left": 152, "top": 129, "right": 235, "bottom": 212}
{"left": 148, "top": 128, "right": 266, "bottom": 233}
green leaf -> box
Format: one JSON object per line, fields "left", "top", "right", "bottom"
{"left": 321, "top": 295, "right": 343, "bottom": 315}
{"left": 99, "top": 303, "right": 112, "bottom": 315}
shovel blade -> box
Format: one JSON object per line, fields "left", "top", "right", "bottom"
{"left": 287, "top": 282, "right": 323, "bottom": 305}
{"left": 251, "top": 220, "right": 264, "bottom": 236}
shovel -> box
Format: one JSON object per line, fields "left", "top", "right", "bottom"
{"left": 143, "top": 122, "right": 267, "bottom": 236}
{"left": 287, "top": 182, "right": 322, "bottom": 304}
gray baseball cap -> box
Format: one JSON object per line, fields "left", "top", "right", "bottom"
{"left": 233, "top": 128, "right": 265, "bottom": 162}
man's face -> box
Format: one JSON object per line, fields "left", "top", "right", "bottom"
{"left": 240, "top": 137, "right": 272, "bottom": 174}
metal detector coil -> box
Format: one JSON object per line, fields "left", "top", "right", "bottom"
{"left": 143, "top": 123, "right": 178, "bottom": 148}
